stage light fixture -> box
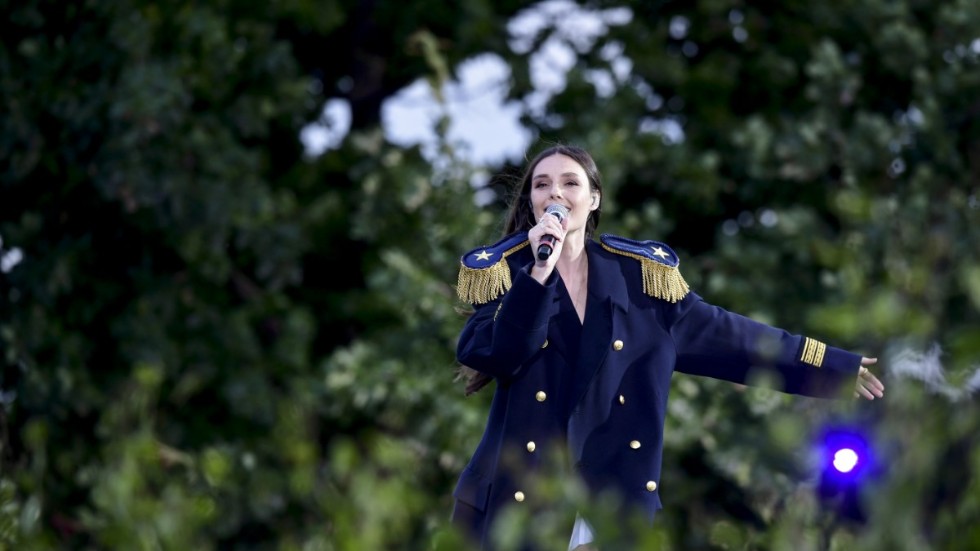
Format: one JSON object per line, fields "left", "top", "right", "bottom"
{"left": 815, "top": 426, "right": 877, "bottom": 523}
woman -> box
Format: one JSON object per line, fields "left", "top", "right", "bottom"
{"left": 451, "top": 144, "right": 884, "bottom": 550}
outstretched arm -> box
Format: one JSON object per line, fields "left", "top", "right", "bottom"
{"left": 668, "top": 295, "right": 882, "bottom": 400}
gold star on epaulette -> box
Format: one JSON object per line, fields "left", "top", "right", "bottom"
{"left": 456, "top": 232, "right": 530, "bottom": 304}
{"left": 600, "top": 234, "right": 689, "bottom": 303}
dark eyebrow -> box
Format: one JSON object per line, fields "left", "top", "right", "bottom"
{"left": 532, "top": 172, "right": 582, "bottom": 180}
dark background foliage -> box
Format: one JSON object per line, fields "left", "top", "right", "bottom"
{"left": 1, "top": 0, "right": 978, "bottom": 549}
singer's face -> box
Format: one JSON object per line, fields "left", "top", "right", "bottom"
{"left": 530, "top": 153, "right": 598, "bottom": 231}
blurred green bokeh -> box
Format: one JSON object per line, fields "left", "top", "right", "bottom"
{"left": 1, "top": 1, "right": 978, "bottom": 549}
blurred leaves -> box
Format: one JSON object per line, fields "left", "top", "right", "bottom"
{"left": 1, "top": 0, "right": 978, "bottom": 549}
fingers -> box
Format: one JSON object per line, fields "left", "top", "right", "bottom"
{"left": 862, "top": 379, "right": 883, "bottom": 394}
{"left": 528, "top": 216, "right": 565, "bottom": 273}
{"left": 865, "top": 373, "right": 885, "bottom": 394}
{"left": 855, "top": 385, "right": 875, "bottom": 400}
{"left": 531, "top": 215, "right": 565, "bottom": 251}
{"left": 535, "top": 213, "right": 564, "bottom": 236}
{"left": 854, "top": 361, "right": 885, "bottom": 400}
{"left": 859, "top": 366, "right": 885, "bottom": 393}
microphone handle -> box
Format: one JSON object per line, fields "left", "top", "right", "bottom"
{"left": 537, "top": 235, "right": 556, "bottom": 260}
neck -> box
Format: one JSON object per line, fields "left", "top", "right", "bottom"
{"left": 557, "top": 233, "right": 588, "bottom": 273}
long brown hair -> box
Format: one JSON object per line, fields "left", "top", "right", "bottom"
{"left": 458, "top": 144, "right": 604, "bottom": 395}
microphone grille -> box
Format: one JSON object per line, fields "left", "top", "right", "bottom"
{"left": 545, "top": 203, "right": 569, "bottom": 221}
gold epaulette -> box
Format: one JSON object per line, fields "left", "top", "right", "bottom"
{"left": 600, "top": 233, "right": 690, "bottom": 303}
{"left": 456, "top": 232, "right": 530, "bottom": 305}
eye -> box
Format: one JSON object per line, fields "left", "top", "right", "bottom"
{"left": 533, "top": 181, "right": 548, "bottom": 188}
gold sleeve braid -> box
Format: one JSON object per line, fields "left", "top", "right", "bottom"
{"left": 801, "top": 337, "right": 827, "bottom": 367}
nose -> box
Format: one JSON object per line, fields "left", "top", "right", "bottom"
{"left": 550, "top": 183, "right": 562, "bottom": 198}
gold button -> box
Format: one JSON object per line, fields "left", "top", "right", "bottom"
{"left": 613, "top": 340, "right": 624, "bottom": 351}
{"left": 541, "top": 339, "right": 548, "bottom": 348}
{"left": 526, "top": 441, "right": 536, "bottom": 453}
{"left": 535, "top": 391, "right": 547, "bottom": 402}
{"left": 514, "top": 491, "right": 525, "bottom": 502}
{"left": 646, "top": 481, "right": 657, "bottom": 492}
{"left": 630, "top": 440, "right": 641, "bottom": 449}
{"left": 619, "top": 395, "right": 625, "bottom": 405}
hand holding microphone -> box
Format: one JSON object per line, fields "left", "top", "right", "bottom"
{"left": 536, "top": 204, "right": 569, "bottom": 261}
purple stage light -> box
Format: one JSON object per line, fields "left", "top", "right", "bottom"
{"left": 832, "top": 448, "right": 859, "bottom": 473}
{"left": 815, "top": 424, "right": 880, "bottom": 523}
{"left": 821, "top": 430, "right": 871, "bottom": 482}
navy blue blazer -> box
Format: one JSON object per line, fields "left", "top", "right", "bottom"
{"left": 451, "top": 232, "right": 861, "bottom": 549}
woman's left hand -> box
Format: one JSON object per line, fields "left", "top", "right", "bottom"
{"left": 854, "top": 357, "right": 884, "bottom": 400}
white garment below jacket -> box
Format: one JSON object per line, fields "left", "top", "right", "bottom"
{"left": 568, "top": 514, "right": 595, "bottom": 550}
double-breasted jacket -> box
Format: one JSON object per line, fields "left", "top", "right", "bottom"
{"left": 450, "top": 232, "right": 861, "bottom": 549}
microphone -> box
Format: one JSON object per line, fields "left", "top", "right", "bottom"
{"left": 536, "top": 204, "right": 569, "bottom": 261}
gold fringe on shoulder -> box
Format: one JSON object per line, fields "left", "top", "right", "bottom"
{"left": 640, "top": 259, "right": 690, "bottom": 303}
{"left": 600, "top": 242, "right": 690, "bottom": 303}
{"left": 456, "top": 240, "right": 529, "bottom": 304}
{"left": 457, "top": 260, "right": 511, "bottom": 305}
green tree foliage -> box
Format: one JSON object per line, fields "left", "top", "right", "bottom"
{"left": 1, "top": 0, "right": 978, "bottom": 549}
